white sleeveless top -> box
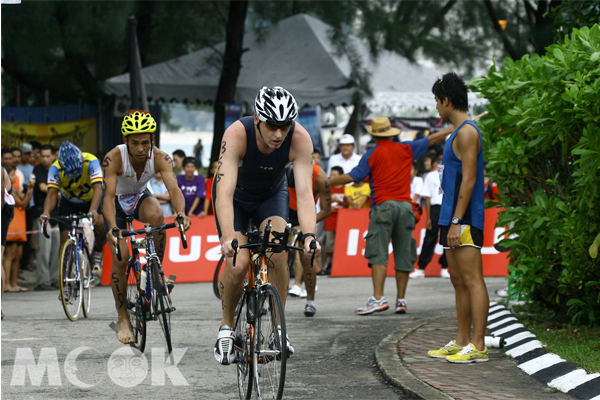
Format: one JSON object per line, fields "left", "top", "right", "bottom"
{"left": 115, "top": 144, "right": 156, "bottom": 195}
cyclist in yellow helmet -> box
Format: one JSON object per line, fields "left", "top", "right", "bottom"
{"left": 102, "top": 110, "right": 191, "bottom": 345}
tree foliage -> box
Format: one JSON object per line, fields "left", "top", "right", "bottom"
{"left": 1, "top": 1, "right": 227, "bottom": 105}
{"left": 469, "top": 24, "right": 600, "bottom": 326}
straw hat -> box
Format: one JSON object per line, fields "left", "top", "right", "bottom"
{"left": 366, "top": 117, "right": 401, "bottom": 137}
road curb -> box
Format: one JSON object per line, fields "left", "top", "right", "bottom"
{"left": 488, "top": 302, "right": 600, "bottom": 400}
{"left": 375, "top": 318, "right": 454, "bottom": 400}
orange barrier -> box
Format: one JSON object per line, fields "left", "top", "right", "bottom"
{"left": 99, "top": 208, "right": 509, "bottom": 286}
{"left": 330, "top": 207, "right": 509, "bottom": 277}
{"left": 101, "top": 216, "right": 222, "bottom": 286}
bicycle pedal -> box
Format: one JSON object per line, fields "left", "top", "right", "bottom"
{"left": 109, "top": 321, "right": 119, "bottom": 333}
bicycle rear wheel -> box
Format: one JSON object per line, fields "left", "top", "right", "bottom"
{"left": 126, "top": 262, "right": 146, "bottom": 352}
{"left": 234, "top": 288, "right": 253, "bottom": 400}
{"left": 59, "top": 240, "right": 82, "bottom": 321}
{"left": 151, "top": 259, "right": 173, "bottom": 360}
{"left": 254, "top": 284, "right": 287, "bottom": 400}
{"left": 81, "top": 245, "right": 92, "bottom": 318}
{"left": 213, "top": 254, "right": 226, "bottom": 300}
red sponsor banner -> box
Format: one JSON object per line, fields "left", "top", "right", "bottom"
{"left": 99, "top": 208, "right": 509, "bottom": 286}
{"left": 330, "top": 207, "right": 509, "bottom": 277}
{"left": 101, "top": 216, "right": 222, "bottom": 285}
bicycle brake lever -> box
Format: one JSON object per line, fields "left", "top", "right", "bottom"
{"left": 310, "top": 239, "right": 317, "bottom": 268}
{"left": 112, "top": 227, "right": 122, "bottom": 261}
{"left": 232, "top": 238, "right": 238, "bottom": 267}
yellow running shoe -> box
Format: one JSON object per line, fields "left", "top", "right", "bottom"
{"left": 446, "top": 343, "right": 489, "bottom": 363}
{"left": 427, "top": 340, "right": 464, "bottom": 358}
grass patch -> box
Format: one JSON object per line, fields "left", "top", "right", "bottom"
{"left": 510, "top": 302, "right": 600, "bottom": 374}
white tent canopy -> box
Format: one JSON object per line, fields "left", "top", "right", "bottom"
{"left": 102, "top": 14, "right": 485, "bottom": 109}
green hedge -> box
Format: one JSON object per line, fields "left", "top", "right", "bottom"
{"left": 469, "top": 25, "right": 600, "bottom": 326}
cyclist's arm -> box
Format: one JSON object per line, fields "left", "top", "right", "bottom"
{"left": 102, "top": 148, "right": 121, "bottom": 232}
{"left": 215, "top": 121, "right": 245, "bottom": 246}
{"left": 315, "top": 168, "right": 331, "bottom": 223}
{"left": 289, "top": 123, "right": 317, "bottom": 240}
{"left": 41, "top": 187, "right": 59, "bottom": 222}
{"left": 154, "top": 148, "right": 186, "bottom": 218}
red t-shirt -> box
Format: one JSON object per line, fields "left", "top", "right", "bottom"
{"left": 484, "top": 180, "right": 499, "bottom": 200}
{"left": 325, "top": 185, "right": 346, "bottom": 231}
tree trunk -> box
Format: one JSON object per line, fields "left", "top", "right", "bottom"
{"left": 211, "top": 0, "right": 249, "bottom": 164}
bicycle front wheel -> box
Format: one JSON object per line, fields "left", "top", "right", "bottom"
{"left": 59, "top": 240, "right": 82, "bottom": 321}
{"left": 234, "top": 289, "right": 253, "bottom": 400}
{"left": 126, "top": 263, "right": 146, "bottom": 352}
{"left": 81, "top": 245, "right": 92, "bottom": 318}
{"left": 151, "top": 260, "right": 173, "bottom": 359}
{"left": 254, "top": 284, "right": 287, "bottom": 400}
{"left": 213, "top": 254, "right": 226, "bottom": 300}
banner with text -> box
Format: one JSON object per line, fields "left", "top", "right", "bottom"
{"left": 330, "top": 207, "right": 509, "bottom": 277}
{"left": 1, "top": 118, "right": 97, "bottom": 153}
{"left": 100, "top": 209, "right": 509, "bottom": 286}
{"left": 101, "top": 216, "right": 222, "bottom": 285}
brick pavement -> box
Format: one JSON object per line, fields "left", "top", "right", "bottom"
{"left": 396, "top": 319, "right": 576, "bottom": 400}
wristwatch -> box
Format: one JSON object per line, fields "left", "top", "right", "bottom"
{"left": 451, "top": 216, "right": 462, "bottom": 225}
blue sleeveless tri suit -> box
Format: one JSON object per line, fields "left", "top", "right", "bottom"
{"left": 213, "top": 116, "right": 294, "bottom": 236}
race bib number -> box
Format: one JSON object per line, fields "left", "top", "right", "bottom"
{"left": 438, "top": 164, "right": 445, "bottom": 195}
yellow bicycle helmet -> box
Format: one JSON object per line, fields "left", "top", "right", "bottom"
{"left": 121, "top": 110, "right": 157, "bottom": 135}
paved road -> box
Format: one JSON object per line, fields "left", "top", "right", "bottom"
{"left": 1, "top": 275, "right": 506, "bottom": 399}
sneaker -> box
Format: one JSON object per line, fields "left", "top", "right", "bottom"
{"left": 288, "top": 285, "right": 302, "bottom": 297}
{"left": 304, "top": 303, "right": 316, "bottom": 317}
{"left": 91, "top": 251, "right": 103, "bottom": 276}
{"left": 427, "top": 340, "right": 464, "bottom": 358}
{"left": 495, "top": 286, "right": 509, "bottom": 298}
{"left": 446, "top": 343, "right": 489, "bottom": 363}
{"left": 394, "top": 299, "right": 407, "bottom": 314}
{"left": 356, "top": 296, "right": 389, "bottom": 315}
{"left": 90, "top": 277, "right": 101, "bottom": 288}
{"left": 440, "top": 268, "right": 451, "bottom": 279}
{"left": 277, "top": 327, "right": 295, "bottom": 356}
{"left": 214, "top": 325, "right": 236, "bottom": 365}
{"left": 300, "top": 289, "right": 307, "bottom": 298}
{"left": 409, "top": 269, "right": 425, "bottom": 279}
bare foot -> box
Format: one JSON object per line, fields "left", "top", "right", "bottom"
{"left": 117, "top": 318, "right": 135, "bottom": 344}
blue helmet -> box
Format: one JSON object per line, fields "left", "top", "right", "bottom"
{"left": 58, "top": 141, "right": 84, "bottom": 179}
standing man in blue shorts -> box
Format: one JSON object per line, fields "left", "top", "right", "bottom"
{"left": 329, "top": 118, "right": 450, "bottom": 316}
{"left": 427, "top": 72, "right": 489, "bottom": 363}
{"left": 213, "top": 86, "right": 320, "bottom": 365}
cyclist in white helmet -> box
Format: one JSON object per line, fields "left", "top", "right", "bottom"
{"left": 102, "top": 110, "right": 191, "bottom": 345}
{"left": 213, "top": 86, "right": 321, "bottom": 365}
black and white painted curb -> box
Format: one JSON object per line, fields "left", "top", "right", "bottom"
{"left": 487, "top": 301, "right": 600, "bottom": 400}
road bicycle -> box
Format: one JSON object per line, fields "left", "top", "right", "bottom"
{"left": 113, "top": 215, "right": 187, "bottom": 361}
{"left": 231, "top": 220, "right": 316, "bottom": 400}
{"left": 42, "top": 213, "right": 93, "bottom": 321}
{"left": 212, "top": 227, "right": 302, "bottom": 300}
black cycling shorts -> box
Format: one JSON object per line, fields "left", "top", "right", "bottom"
{"left": 58, "top": 198, "right": 103, "bottom": 232}
{"left": 213, "top": 177, "right": 289, "bottom": 238}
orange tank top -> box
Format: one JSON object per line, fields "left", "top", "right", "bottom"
{"left": 288, "top": 164, "right": 321, "bottom": 211}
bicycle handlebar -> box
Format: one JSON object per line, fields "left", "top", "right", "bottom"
{"left": 41, "top": 213, "right": 93, "bottom": 239}
{"left": 230, "top": 221, "right": 318, "bottom": 269}
{"left": 112, "top": 215, "right": 188, "bottom": 262}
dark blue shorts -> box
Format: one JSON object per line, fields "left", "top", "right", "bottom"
{"left": 213, "top": 177, "right": 289, "bottom": 237}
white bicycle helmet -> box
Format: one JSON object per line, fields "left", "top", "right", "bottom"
{"left": 255, "top": 86, "right": 298, "bottom": 126}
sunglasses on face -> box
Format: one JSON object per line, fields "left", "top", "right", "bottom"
{"left": 264, "top": 121, "right": 292, "bottom": 131}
